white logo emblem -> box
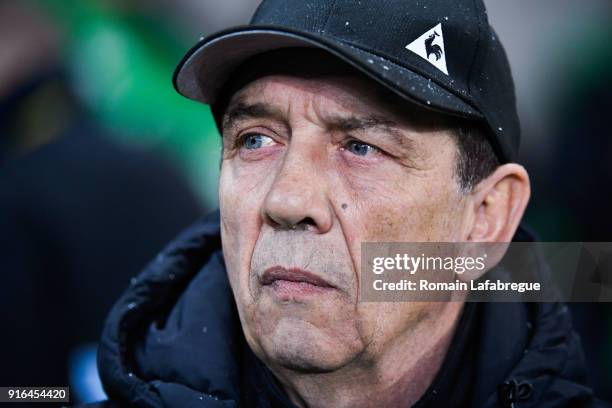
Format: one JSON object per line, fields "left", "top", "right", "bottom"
{"left": 405, "top": 23, "right": 449, "bottom": 75}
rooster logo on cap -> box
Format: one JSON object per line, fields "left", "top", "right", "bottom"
{"left": 425, "top": 31, "right": 443, "bottom": 61}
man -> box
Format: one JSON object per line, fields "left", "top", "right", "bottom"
{"left": 85, "top": 0, "right": 605, "bottom": 407}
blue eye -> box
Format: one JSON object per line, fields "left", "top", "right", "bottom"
{"left": 346, "top": 140, "right": 378, "bottom": 156}
{"left": 242, "top": 134, "right": 273, "bottom": 150}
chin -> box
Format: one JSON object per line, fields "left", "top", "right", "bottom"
{"left": 257, "top": 316, "right": 363, "bottom": 374}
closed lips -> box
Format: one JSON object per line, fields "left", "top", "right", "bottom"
{"left": 261, "top": 266, "right": 334, "bottom": 288}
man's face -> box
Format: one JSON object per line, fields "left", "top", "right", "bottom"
{"left": 218, "top": 63, "right": 469, "bottom": 373}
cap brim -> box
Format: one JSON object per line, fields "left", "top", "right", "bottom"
{"left": 174, "top": 26, "right": 483, "bottom": 120}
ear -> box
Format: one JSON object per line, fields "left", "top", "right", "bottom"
{"left": 455, "top": 164, "right": 530, "bottom": 283}
{"left": 466, "top": 163, "right": 531, "bottom": 243}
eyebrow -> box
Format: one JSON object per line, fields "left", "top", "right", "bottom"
{"left": 326, "top": 115, "right": 415, "bottom": 150}
{"left": 222, "top": 102, "right": 415, "bottom": 151}
{"left": 222, "top": 102, "right": 288, "bottom": 132}
{"left": 327, "top": 115, "right": 396, "bottom": 131}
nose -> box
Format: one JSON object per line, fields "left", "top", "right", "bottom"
{"left": 262, "top": 141, "right": 333, "bottom": 233}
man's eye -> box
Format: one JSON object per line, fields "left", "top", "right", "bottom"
{"left": 345, "top": 140, "right": 379, "bottom": 156}
{"left": 242, "top": 133, "right": 274, "bottom": 150}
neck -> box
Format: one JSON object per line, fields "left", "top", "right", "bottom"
{"left": 268, "top": 302, "right": 464, "bottom": 408}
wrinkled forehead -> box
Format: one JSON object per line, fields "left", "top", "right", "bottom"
{"left": 215, "top": 48, "right": 456, "bottom": 131}
{"left": 229, "top": 74, "right": 392, "bottom": 124}
{"left": 216, "top": 49, "right": 380, "bottom": 116}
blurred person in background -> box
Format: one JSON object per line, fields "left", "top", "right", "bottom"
{"left": 0, "top": 0, "right": 204, "bottom": 398}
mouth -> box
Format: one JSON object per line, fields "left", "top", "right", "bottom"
{"left": 260, "top": 266, "right": 336, "bottom": 299}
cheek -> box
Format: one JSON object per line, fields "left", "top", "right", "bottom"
{"left": 334, "top": 166, "right": 464, "bottom": 294}
{"left": 344, "top": 169, "right": 462, "bottom": 243}
{"left": 219, "top": 161, "right": 268, "bottom": 309}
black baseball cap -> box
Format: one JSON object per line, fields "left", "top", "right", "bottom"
{"left": 173, "top": 0, "right": 520, "bottom": 162}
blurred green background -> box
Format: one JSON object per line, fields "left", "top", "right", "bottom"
{"left": 38, "top": 0, "right": 221, "bottom": 208}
